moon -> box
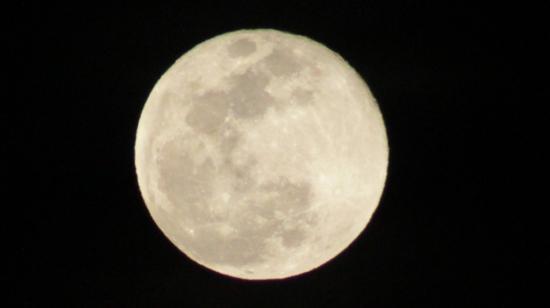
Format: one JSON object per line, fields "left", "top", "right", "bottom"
{"left": 135, "top": 29, "right": 388, "bottom": 280}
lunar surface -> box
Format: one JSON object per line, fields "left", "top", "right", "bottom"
{"left": 135, "top": 29, "right": 388, "bottom": 280}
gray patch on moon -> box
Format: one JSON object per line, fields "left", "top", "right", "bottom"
{"left": 227, "top": 70, "right": 274, "bottom": 119}
{"left": 245, "top": 178, "right": 315, "bottom": 250}
{"left": 241, "top": 177, "right": 312, "bottom": 223}
{"left": 281, "top": 228, "right": 307, "bottom": 248}
{"left": 155, "top": 134, "right": 269, "bottom": 267}
{"left": 228, "top": 157, "right": 258, "bottom": 193}
{"left": 227, "top": 38, "right": 257, "bottom": 58}
{"left": 156, "top": 138, "right": 214, "bottom": 224}
{"left": 291, "top": 88, "right": 314, "bottom": 105}
{"left": 180, "top": 225, "right": 267, "bottom": 267}
{"left": 163, "top": 143, "right": 317, "bottom": 268}
{"left": 185, "top": 91, "right": 229, "bottom": 135}
{"left": 185, "top": 44, "right": 316, "bottom": 136}
{"left": 259, "top": 177, "right": 312, "bottom": 213}
{"left": 185, "top": 69, "right": 274, "bottom": 133}
{"left": 169, "top": 177, "right": 315, "bottom": 268}
{"left": 263, "top": 48, "right": 303, "bottom": 77}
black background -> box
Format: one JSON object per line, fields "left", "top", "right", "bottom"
{"left": 8, "top": 1, "right": 538, "bottom": 306}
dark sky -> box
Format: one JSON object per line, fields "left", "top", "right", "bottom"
{"left": 8, "top": 1, "right": 537, "bottom": 306}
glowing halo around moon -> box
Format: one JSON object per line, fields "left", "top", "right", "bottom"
{"left": 135, "top": 29, "right": 389, "bottom": 280}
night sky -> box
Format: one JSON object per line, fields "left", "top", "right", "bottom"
{"left": 8, "top": 1, "right": 537, "bottom": 306}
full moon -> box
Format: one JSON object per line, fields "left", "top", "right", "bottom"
{"left": 135, "top": 29, "right": 388, "bottom": 280}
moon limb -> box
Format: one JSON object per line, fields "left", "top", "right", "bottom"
{"left": 135, "top": 29, "right": 388, "bottom": 280}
